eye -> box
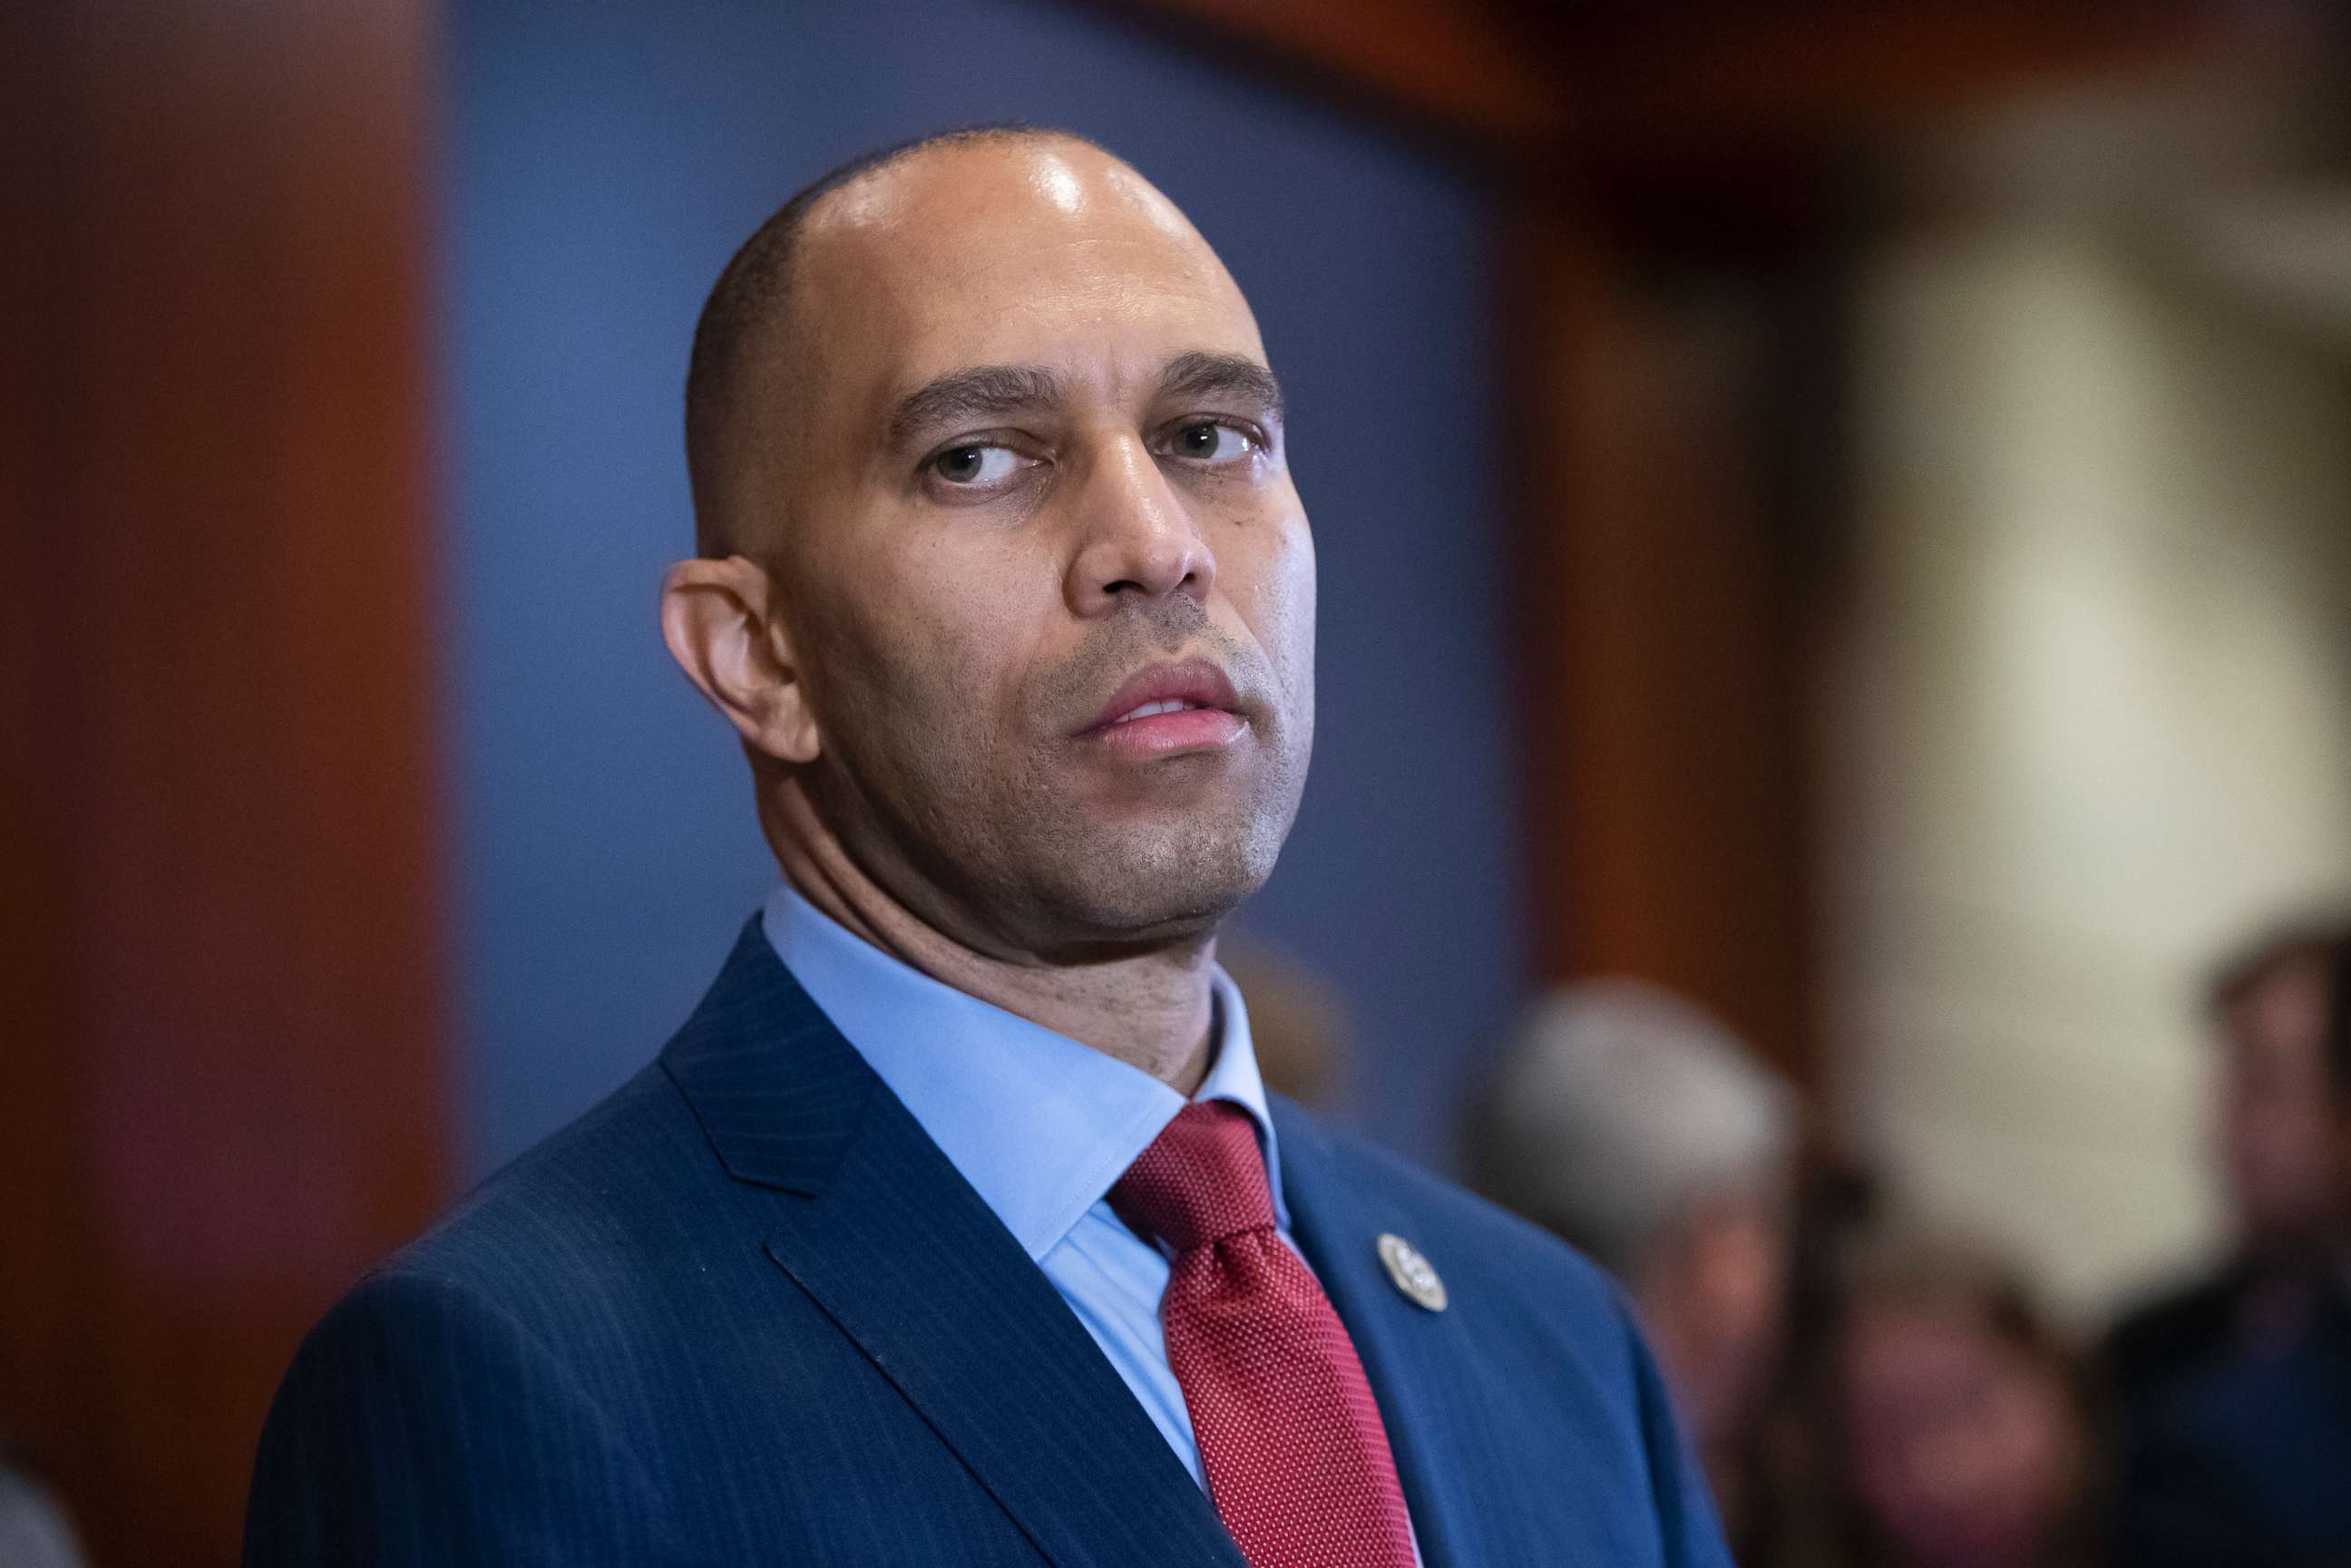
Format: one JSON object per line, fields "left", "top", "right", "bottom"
{"left": 930, "top": 443, "right": 1030, "bottom": 487}
{"left": 1167, "top": 421, "right": 1257, "bottom": 463}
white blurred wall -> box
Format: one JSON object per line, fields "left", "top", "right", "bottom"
{"left": 1820, "top": 73, "right": 2351, "bottom": 1320}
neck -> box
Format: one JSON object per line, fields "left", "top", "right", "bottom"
{"left": 763, "top": 782, "right": 1219, "bottom": 1094}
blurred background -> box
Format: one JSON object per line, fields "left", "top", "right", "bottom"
{"left": 7, "top": 2, "right": 2351, "bottom": 1564}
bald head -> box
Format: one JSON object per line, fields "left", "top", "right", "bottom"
{"left": 683, "top": 125, "right": 1064, "bottom": 557}
{"left": 684, "top": 126, "right": 1239, "bottom": 561}
{"left": 659, "top": 127, "right": 1312, "bottom": 961}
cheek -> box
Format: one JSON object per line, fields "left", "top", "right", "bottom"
{"left": 823, "top": 537, "right": 1048, "bottom": 736}
{"left": 1226, "top": 511, "right": 1316, "bottom": 686}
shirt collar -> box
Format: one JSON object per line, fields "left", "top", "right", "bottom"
{"left": 760, "top": 881, "right": 1288, "bottom": 1261}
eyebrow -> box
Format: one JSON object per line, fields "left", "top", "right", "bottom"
{"left": 885, "top": 364, "right": 1066, "bottom": 451}
{"left": 1157, "top": 351, "right": 1285, "bottom": 423}
{"left": 882, "top": 351, "right": 1288, "bottom": 453}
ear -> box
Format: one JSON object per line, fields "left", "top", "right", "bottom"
{"left": 660, "top": 556, "right": 822, "bottom": 765}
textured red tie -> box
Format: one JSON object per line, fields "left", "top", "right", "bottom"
{"left": 1110, "top": 1101, "right": 1417, "bottom": 1568}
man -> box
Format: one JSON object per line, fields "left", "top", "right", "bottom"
{"left": 245, "top": 127, "right": 1729, "bottom": 1567}
{"left": 1471, "top": 981, "right": 1797, "bottom": 1553}
{"left": 2106, "top": 921, "right": 2351, "bottom": 1568}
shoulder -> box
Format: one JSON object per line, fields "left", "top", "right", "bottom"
{"left": 1273, "top": 1097, "right": 1637, "bottom": 1348}
{"left": 256, "top": 1065, "right": 727, "bottom": 1495}
{"left": 250, "top": 1203, "right": 683, "bottom": 1567}
{"left": 331, "top": 1062, "right": 734, "bottom": 1351}
{"left": 1275, "top": 1101, "right": 1733, "bottom": 1563}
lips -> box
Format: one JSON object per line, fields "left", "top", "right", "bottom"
{"left": 1083, "top": 657, "right": 1243, "bottom": 735}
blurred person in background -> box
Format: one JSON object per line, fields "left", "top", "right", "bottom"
{"left": 1810, "top": 1234, "right": 2094, "bottom": 1568}
{"left": 2113, "top": 922, "right": 2351, "bottom": 1359}
{"left": 2103, "top": 920, "right": 2351, "bottom": 1568}
{"left": 0, "top": 1443, "right": 87, "bottom": 1568}
{"left": 1472, "top": 979, "right": 1800, "bottom": 1544}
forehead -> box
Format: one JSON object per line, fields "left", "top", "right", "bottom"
{"left": 793, "top": 139, "right": 1266, "bottom": 391}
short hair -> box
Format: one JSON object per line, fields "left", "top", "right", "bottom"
{"left": 1470, "top": 979, "right": 1798, "bottom": 1280}
{"left": 2203, "top": 918, "right": 2350, "bottom": 1018}
{"left": 683, "top": 122, "right": 1105, "bottom": 559}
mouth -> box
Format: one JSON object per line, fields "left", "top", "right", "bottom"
{"left": 1081, "top": 657, "right": 1250, "bottom": 755}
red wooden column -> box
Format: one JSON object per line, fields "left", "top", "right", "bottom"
{"left": 0, "top": 2, "right": 450, "bottom": 1563}
{"left": 1507, "top": 201, "right": 1824, "bottom": 1082}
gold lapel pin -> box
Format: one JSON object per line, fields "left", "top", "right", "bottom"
{"left": 1376, "top": 1233, "right": 1447, "bottom": 1312}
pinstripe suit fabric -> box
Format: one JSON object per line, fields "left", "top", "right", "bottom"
{"left": 243, "top": 920, "right": 1732, "bottom": 1567}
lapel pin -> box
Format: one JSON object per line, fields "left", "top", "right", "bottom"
{"left": 1376, "top": 1233, "right": 1447, "bottom": 1312}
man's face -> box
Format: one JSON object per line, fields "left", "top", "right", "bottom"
{"left": 754, "top": 140, "right": 1314, "bottom": 953}
{"left": 2214, "top": 959, "right": 2338, "bottom": 1251}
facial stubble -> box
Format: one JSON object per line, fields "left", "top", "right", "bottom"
{"left": 810, "top": 593, "right": 1312, "bottom": 957}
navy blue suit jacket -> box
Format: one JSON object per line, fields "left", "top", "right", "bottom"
{"left": 245, "top": 921, "right": 1731, "bottom": 1567}
{"left": 2108, "top": 1268, "right": 2351, "bottom": 1568}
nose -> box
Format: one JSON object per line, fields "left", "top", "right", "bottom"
{"left": 1064, "top": 435, "right": 1216, "bottom": 617}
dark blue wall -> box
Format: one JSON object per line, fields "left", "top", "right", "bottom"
{"left": 444, "top": 0, "right": 1528, "bottom": 1177}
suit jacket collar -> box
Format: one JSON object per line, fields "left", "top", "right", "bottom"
{"left": 657, "top": 922, "right": 1526, "bottom": 1568}
{"left": 660, "top": 920, "right": 1246, "bottom": 1568}
{"left": 658, "top": 919, "right": 876, "bottom": 1193}
{"left": 756, "top": 881, "right": 1292, "bottom": 1258}
{"left": 1275, "top": 1099, "right": 1528, "bottom": 1568}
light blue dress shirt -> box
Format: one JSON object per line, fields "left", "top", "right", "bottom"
{"left": 759, "top": 881, "right": 1292, "bottom": 1490}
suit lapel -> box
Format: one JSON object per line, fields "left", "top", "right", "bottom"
{"left": 663, "top": 922, "right": 1244, "bottom": 1568}
{"left": 1275, "top": 1100, "right": 1514, "bottom": 1568}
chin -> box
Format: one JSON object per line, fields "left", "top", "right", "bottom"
{"left": 1042, "top": 811, "right": 1283, "bottom": 944}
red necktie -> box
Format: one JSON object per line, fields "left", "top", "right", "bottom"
{"left": 1110, "top": 1101, "right": 1417, "bottom": 1568}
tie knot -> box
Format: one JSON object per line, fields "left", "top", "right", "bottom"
{"left": 1110, "top": 1101, "right": 1277, "bottom": 1254}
